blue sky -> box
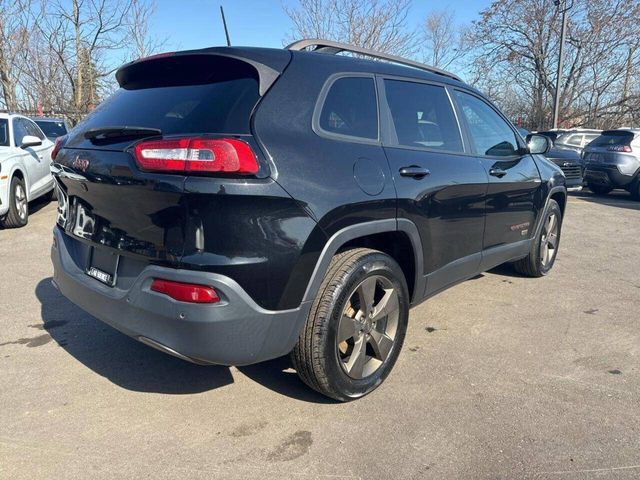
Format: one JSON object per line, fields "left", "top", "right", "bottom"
{"left": 150, "top": 0, "right": 493, "bottom": 52}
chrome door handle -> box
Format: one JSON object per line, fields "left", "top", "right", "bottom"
{"left": 399, "top": 166, "right": 431, "bottom": 178}
{"left": 489, "top": 168, "right": 507, "bottom": 178}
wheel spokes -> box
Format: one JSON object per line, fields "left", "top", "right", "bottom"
{"left": 369, "top": 328, "right": 393, "bottom": 361}
{"left": 338, "top": 315, "right": 358, "bottom": 343}
{"left": 371, "top": 287, "right": 398, "bottom": 322}
{"left": 357, "top": 276, "right": 376, "bottom": 314}
{"left": 344, "top": 336, "right": 367, "bottom": 378}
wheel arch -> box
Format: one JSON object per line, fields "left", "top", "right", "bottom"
{"left": 301, "top": 219, "right": 425, "bottom": 306}
{"left": 534, "top": 185, "right": 567, "bottom": 239}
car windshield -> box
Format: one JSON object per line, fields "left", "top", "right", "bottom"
{"left": 35, "top": 120, "right": 67, "bottom": 138}
{"left": 0, "top": 119, "right": 8, "bottom": 146}
{"left": 591, "top": 131, "right": 635, "bottom": 147}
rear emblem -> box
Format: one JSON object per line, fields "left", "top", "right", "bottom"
{"left": 72, "top": 155, "right": 90, "bottom": 172}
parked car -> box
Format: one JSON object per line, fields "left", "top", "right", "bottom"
{"left": 583, "top": 129, "right": 640, "bottom": 199}
{"left": 31, "top": 117, "right": 70, "bottom": 141}
{"left": 0, "top": 113, "right": 55, "bottom": 228}
{"left": 518, "top": 128, "right": 583, "bottom": 191}
{"left": 537, "top": 129, "right": 602, "bottom": 155}
{"left": 50, "top": 40, "right": 567, "bottom": 401}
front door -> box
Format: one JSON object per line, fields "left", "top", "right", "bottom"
{"left": 451, "top": 90, "right": 543, "bottom": 268}
{"left": 379, "top": 78, "right": 488, "bottom": 297}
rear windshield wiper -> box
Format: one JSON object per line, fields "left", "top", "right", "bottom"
{"left": 84, "top": 126, "right": 162, "bottom": 141}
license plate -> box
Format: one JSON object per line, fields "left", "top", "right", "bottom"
{"left": 86, "top": 248, "right": 119, "bottom": 286}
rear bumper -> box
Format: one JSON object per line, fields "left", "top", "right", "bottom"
{"left": 51, "top": 227, "right": 311, "bottom": 366}
{"left": 584, "top": 165, "right": 635, "bottom": 188}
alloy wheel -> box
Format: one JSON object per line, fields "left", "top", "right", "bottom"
{"left": 336, "top": 275, "right": 400, "bottom": 379}
{"left": 15, "top": 184, "right": 27, "bottom": 220}
{"left": 540, "top": 212, "right": 559, "bottom": 267}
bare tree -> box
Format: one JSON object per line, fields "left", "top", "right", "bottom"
{"left": 469, "top": 0, "right": 640, "bottom": 130}
{"left": 284, "top": 0, "right": 418, "bottom": 57}
{"left": 127, "top": 0, "right": 165, "bottom": 60}
{"left": 0, "top": 0, "right": 34, "bottom": 110}
{"left": 422, "top": 9, "right": 467, "bottom": 70}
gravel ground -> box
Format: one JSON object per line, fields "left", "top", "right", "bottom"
{"left": 1, "top": 191, "right": 639, "bottom": 479}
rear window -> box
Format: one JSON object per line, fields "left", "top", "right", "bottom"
{"left": 35, "top": 121, "right": 67, "bottom": 138}
{"left": 76, "top": 57, "right": 260, "bottom": 136}
{"left": 318, "top": 76, "right": 378, "bottom": 140}
{"left": 591, "top": 131, "right": 635, "bottom": 147}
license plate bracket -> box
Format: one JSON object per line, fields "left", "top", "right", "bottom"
{"left": 86, "top": 247, "right": 119, "bottom": 287}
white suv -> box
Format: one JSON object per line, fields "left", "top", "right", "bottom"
{"left": 0, "top": 113, "right": 56, "bottom": 228}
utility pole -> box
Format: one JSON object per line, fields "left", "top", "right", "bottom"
{"left": 220, "top": 6, "right": 231, "bottom": 46}
{"left": 552, "top": 0, "right": 573, "bottom": 129}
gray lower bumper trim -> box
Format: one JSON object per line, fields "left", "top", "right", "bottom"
{"left": 51, "top": 227, "right": 312, "bottom": 366}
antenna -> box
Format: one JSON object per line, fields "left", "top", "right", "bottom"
{"left": 220, "top": 6, "right": 231, "bottom": 46}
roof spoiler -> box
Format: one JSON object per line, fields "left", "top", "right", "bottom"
{"left": 116, "top": 47, "right": 291, "bottom": 96}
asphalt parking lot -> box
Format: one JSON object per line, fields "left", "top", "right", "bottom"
{"left": 1, "top": 192, "right": 639, "bottom": 480}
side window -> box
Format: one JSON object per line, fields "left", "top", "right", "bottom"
{"left": 384, "top": 80, "right": 463, "bottom": 152}
{"left": 25, "top": 119, "right": 45, "bottom": 140}
{"left": 582, "top": 134, "right": 599, "bottom": 146}
{"left": 564, "top": 134, "right": 582, "bottom": 147}
{"left": 12, "top": 119, "right": 28, "bottom": 146}
{"left": 318, "top": 76, "right": 378, "bottom": 140}
{"left": 453, "top": 91, "right": 519, "bottom": 157}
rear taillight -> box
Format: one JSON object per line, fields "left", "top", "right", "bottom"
{"left": 151, "top": 279, "right": 220, "bottom": 304}
{"left": 133, "top": 137, "right": 259, "bottom": 174}
{"left": 51, "top": 135, "right": 66, "bottom": 160}
{"left": 607, "top": 145, "right": 632, "bottom": 153}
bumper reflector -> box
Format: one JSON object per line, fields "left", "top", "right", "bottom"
{"left": 151, "top": 279, "right": 220, "bottom": 304}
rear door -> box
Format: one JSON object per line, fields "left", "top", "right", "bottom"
{"left": 379, "top": 77, "right": 488, "bottom": 297}
{"left": 450, "top": 89, "right": 542, "bottom": 265}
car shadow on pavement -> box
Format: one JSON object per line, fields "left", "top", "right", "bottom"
{"left": 572, "top": 190, "right": 640, "bottom": 211}
{"left": 35, "top": 278, "right": 334, "bottom": 403}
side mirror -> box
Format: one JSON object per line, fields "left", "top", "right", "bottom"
{"left": 21, "top": 135, "right": 42, "bottom": 149}
{"left": 526, "top": 134, "right": 552, "bottom": 155}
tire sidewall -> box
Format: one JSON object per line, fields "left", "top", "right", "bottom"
{"left": 320, "top": 253, "right": 409, "bottom": 400}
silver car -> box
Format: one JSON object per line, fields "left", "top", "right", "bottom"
{"left": 583, "top": 129, "right": 640, "bottom": 199}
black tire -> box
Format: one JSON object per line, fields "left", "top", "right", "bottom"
{"left": 588, "top": 184, "right": 612, "bottom": 196}
{"left": 513, "top": 199, "right": 562, "bottom": 277}
{"left": 0, "top": 176, "right": 28, "bottom": 228}
{"left": 291, "top": 248, "right": 409, "bottom": 402}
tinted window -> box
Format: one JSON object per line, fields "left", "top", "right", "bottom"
{"left": 75, "top": 61, "right": 260, "bottom": 136}
{"left": 384, "top": 80, "right": 463, "bottom": 152}
{"left": 25, "top": 119, "right": 45, "bottom": 140}
{"left": 35, "top": 120, "right": 67, "bottom": 138}
{"left": 582, "top": 134, "right": 599, "bottom": 145}
{"left": 562, "top": 134, "right": 582, "bottom": 146}
{"left": 319, "top": 77, "right": 378, "bottom": 140}
{"left": 591, "top": 131, "right": 635, "bottom": 147}
{"left": 12, "top": 119, "right": 29, "bottom": 146}
{"left": 0, "top": 119, "right": 8, "bottom": 147}
{"left": 454, "top": 91, "right": 519, "bottom": 157}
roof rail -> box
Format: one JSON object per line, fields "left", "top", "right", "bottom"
{"left": 286, "top": 38, "right": 462, "bottom": 82}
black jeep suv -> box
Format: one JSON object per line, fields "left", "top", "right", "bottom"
{"left": 50, "top": 40, "right": 567, "bottom": 401}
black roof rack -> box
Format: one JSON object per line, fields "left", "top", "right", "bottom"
{"left": 286, "top": 38, "right": 462, "bottom": 82}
